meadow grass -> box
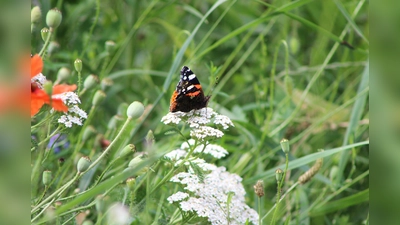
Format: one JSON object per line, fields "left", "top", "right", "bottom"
{"left": 31, "top": 0, "right": 369, "bottom": 224}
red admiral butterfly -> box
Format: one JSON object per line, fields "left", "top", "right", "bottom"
{"left": 169, "top": 66, "right": 210, "bottom": 112}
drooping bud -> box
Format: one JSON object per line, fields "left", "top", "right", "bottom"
{"left": 253, "top": 180, "right": 264, "bottom": 197}
{"left": 74, "top": 59, "right": 82, "bottom": 73}
{"left": 119, "top": 144, "right": 136, "bottom": 158}
{"left": 31, "top": 6, "right": 42, "bottom": 24}
{"left": 92, "top": 90, "right": 106, "bottom": 106}
{"left": 77, "top": 156, "right": 91, "bottom": 173}
{"left": 280, "top": 138, "right": 290, "bottom": 154}
{"left": 46, "top": 8, "right": 62, "bottom": 29}
{"left": 83, "top": 74, "right": 99, "bottom": 90}
{"left": 100, "top": 78, "right": 113, "bottom": 91}
{"left": 127, "top": 101, "right": 144, "bottom": 119}
{"left": 56, "top": 67, "right": 71, "bottom": 83}
{"left": 41, "top": 28, "right": 50, "bottom": 42}
{"left": 42, "top": 170, "right": 52, "bottom": 186}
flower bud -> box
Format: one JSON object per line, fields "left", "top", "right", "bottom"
{"left": 46, "top": 8, "right": 62, "bottom": 29}
{"left": 42, "top": 170, "right": 52, "bottom": 186}
{"left": 117, "top": 103, "right": 129, "bottom": 117}
{"left": 119, "top": 144, "right": 136, "bottom": 158}
{"left": 77, "top": 156, "right": 91, "bottom": 173}
{"left": 31, "top": 6, "right": 42, "bottom": 24}
{"left": 41, "top": 28, "right": 50, "bottom": 42}
{"left": 284, "top": 75, "right": 294, "bottom": 96}
{"left": 126, "top": 177, "right": 136, "bottom": 191}
{"left": 82, "top": 125, "right": 97, "bottom": 142}
{"left": 105, "top": 40, "right": 116, "bottom": 54}
{"left": 83, "top": 74, "right": 99, "bottom": 90}
{"left": 280, "top": 138, "right": 290, "bottom": 154}
{"left": 43, "top": 80, "right": 53, "bottom": 96}
{"left": 145, "top": 130, "right": 155, "bottom": 148}
{"left": 92, "top": 90, "right": 106, "bottom": 106}
{"left": 275, "top": 168, "right": 283, "bottom": 183}
{"left": 127, "top": 101, "right": 144, "bottom": 119}
{"left": 253, "top": 180, "right": 264, "bottom": 197}
{"left": 74, "top": 59, "right": 82, "bottom": 73}
{"left": 100, "top": 78, "right": 113, "bottom": 91}
{"left": 56, "top": 67, "right": 71, "bottom": 83}
{"left": 95, "top": 195, "right": 109, "bottom": 215}
{"left": 48, "top": 41, "right": 60, "bottom": 54}
{"left": 107, "top": 115, "right": 119, "bottom": 130}
{"left": 128, "top": 155, "right": 143, "bottom": 168}
{"left": 289, "top": 36, "right": 300, "bottom": 55}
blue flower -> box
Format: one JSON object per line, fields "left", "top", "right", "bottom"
{"left": 47, "top": 134, "right": 69, "bottom": 153}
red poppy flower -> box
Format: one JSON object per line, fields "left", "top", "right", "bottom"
{"left": 31, "top": 55, "right": 77, "bottom": 117}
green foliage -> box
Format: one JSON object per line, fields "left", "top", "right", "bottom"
{"left": 31, "top": 0, "right": 369, "bottom": 224}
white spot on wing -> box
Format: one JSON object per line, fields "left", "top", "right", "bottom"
{"left": 186, "top": 85, "right": 194, "bottom": 91}
{"left": 188, "top": 74, "right": 196, "bottom": 80}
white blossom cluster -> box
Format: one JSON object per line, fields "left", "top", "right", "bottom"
{"left": 164, "top": 139, "right": 229, "bottom": 162}
{"left": 161, "top": 107, "right": 234, "bottom": 141}
{"left": 53, "top": 92, "right": 87, "bottom": 128}
{"left": 167, "top": 166, "right": 259, "bottom": 225}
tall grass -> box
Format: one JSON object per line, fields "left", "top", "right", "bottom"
{"left": 31, "top": 0, "right": 369, "bottom": 224}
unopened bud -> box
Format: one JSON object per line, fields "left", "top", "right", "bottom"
{"left": 145, "top": 130, "right": 155, "bottom": 147}
{"left": 280, "top": 139, "right": 290, "bottom": 154}
{"left": 83, "top": 74, "right": 99, "bottom": 90}
{"left": 31, "top": 6, "right": 42, "bottom": 24}
{"left": 74, "top": 59, "right": 82, "bottom": 73}
{"left": 47, "top": 41, "right": 60, "bottom": 54}
{"left": 119, "top": 144, "right": 136, "bottom": 158}
{"left": 100, "top": 78, "right": 113, "bottom": 91}
{"left": 127, "top": 101, "right": 144, "bottom": 119}
{"left": 105, "top": 40, "right": 116, "bottom": 54}
{"left": 42, "top": 170, "right": 52, "bottom": 186}
{"left": 56, "top": 67, "right": 71, "bottom": 83}
{"left": 41, "top": 28, "right": 50, "bottom": 42}
{"left": 77, "top": 156, "right": 91, "bottom": 173}
{"left": 126, "top": 177, "right": 136, "bottom": 191}
{"left": 92, "top": 90, "right": 106, "bottom": 106}
{"left": 275, "top": 168, "right": 283, "bottom": 183}
{"left": 46, "top": 8, "right": 62, "bottom": 29}
{"left": 43, "top": 80, "right": 53, "bottom": 96}
{"left": 82, "top": 125, "right": 96, "bottom": 142}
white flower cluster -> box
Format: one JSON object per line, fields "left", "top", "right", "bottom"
{"left": 168, "top": 166, "right": 259, "bottom": 225}
{"left": 31, "top": 73, "right": 46, "bottom": 88}
{"left": 53, "top": 92, "right": 87, "bottom": 128}
{"left": 164, "top": 139, "right": 229, "bottom": 162}
{"left": 161, "top": 108, "right": 234, "bottom": 141}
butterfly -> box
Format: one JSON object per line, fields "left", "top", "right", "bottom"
{"left": 169, "top": 66, "right": 210, "bottom": 112}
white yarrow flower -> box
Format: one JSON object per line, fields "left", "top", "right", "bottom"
{"left": 52, "top": 92, "right": 87, "bottom": 128}
{"left": 31, "top": 73, "right": 47, "bottom": 87}
{"left": 168, "top": 166, "right": 259, "bottom": 225}
{"left": 167, "top": 191, "right": 189, "bottom": 203}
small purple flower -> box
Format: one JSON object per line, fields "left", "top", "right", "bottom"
{"left": 47, "top": 134, "right": 69, "bottom": 153}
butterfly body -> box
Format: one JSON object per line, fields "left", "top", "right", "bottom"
{"left": 169, "top": 66, "right": 210, "bottom": 112}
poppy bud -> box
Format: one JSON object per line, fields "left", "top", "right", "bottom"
{"left": 31, "top": 6, "right": 42, "bottom": 24}
{"left": 280, "top": 138, "right": 290, "bottom": 154}
{"left": 127, "top": 101, "right": 144, "bottom": 119}
{"left": 83, "top": 74, "right": 99, "bottom": 90}
{"left": 41, "top": 28, "right": 49, "bottom": 42}
{"left": 119, "top": 144, "right": 136, "bottom": 158}
{"left": 82, "top": 125, "right": 96, "bottom": 142}
{"left": 100, "top": 78, "right": 113, "bottom": 91}
{"left": 126, "top": 177, "right": 136, "bottom": 191}
{"left": 56, "top": 67, "right": 71, "bottom": 83}
{"left": 77, "top": 156, "right": 91, "bottom": 173}
{"left": 46, "top": 8, "right": 62, "bottom": 29}
{"left": 74, "top": 59, "right": 82, "bottom": 73}
{"left": 105, "top": 40, "right": 116, "bottom": 54}
{"left": 275, "top": 168, "right": 283, "bottom": 183}
{"left": 92, "top": 90, "right": 106, "bottom": 106}
{"left": 42, "top": 170, "right": 52, "bottom": 186}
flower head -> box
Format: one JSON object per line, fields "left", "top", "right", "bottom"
{"left": 169, "top": 166, "right": 259, "bottom": 225}
{"left": 161, "top": 107, "right": 234, "bottom": 141}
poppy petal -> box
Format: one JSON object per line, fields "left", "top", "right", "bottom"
{"left": 52, "top": 84, "right": 77, "bottom": 95}
{"left": 31, "top": 55, "right": 43, "bottom": 79}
